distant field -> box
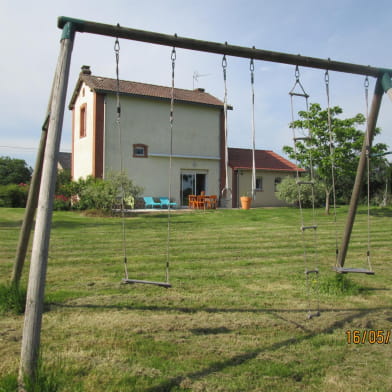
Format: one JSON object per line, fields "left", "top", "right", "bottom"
{"left": 1, "top": 206, "right": 391, "bottom": 391}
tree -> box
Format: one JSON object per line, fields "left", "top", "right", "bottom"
{"left": 0, "top": 156, "right": 32, "bottom": 185}
{"left": 276, "top": 175, "right": 324, "bottom": 208}
{"left": 63, "top": 172, "right": 143, "bottom": 212}
{"left": 283, "top": 103, "right": 388, "bottom": 214}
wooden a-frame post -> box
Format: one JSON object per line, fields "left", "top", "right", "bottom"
{"left": 18, "top": 23, "right": 75, "bottom": 387}
{"left": 11, "top": 80, "right": 56, "bottom": 287}
{"left": 337, "top": 73, "right": 392, "bottom": 268}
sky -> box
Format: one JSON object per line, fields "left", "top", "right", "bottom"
{"left": 1, "top": 0, "right": 391, "bottom": 168}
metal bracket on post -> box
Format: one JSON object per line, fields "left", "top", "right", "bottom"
{"left": 381, "top": 72, "right": 392, "bottom": 101}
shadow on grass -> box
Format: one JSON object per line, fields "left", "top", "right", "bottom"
{"left": 143, "top": 308, "right": 374, "bottom": 392}
{"left": 48, "top": 300, "right": 389, "bottom": 389}
{"left": 190, "top": 327, "right": 231, "bottom": 335}
{"left": 357, "top": 207, "right": 392, "bottom": 217}
{"left": 0, "top": 220, "right": 23, "bottom": 228}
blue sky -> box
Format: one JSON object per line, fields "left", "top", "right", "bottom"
{"left": 1, "top": 0, "right": 391, "bottom": 168}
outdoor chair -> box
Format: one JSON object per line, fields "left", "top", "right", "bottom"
{"left": 143, "top": 196, "right": 162, "bottom": 208}
{"left": 160, "top": 197, "right": 177, "bottom": 208}
{"left": 188, "top": 195, "right": 197, "bottom": 209}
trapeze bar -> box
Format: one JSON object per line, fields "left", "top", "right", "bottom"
{"left": 122, "top": 278, "right": 172, "bottom": 288}
{"left": 293, "top": 137, "right": 310, "bottom": 141}
{"left": 289, "top": 92, "right": 309, "bottom": 98}
{"left": 57, "top": 16, "right": 392, "bottom": 78}
{"left": 333, "top": 267, "right": 374, "bottom": 275}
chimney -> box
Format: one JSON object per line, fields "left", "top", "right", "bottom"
{"left": 81, "top": 65, "right": 91, "bottom": 75}
{"left": 195, "top": 87, "right": 205, "bottom": 93}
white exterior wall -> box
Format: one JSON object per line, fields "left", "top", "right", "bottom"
{"left": 72, "top": 83, "right": 96, "bottom": 180}
{"left": 104, "top": 94, "right": 221, "bottom": 204}
{"left": 236, "top": 170, "right": 295, "bottom": 207}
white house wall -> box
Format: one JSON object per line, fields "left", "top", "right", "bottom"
{"left": 236, "top": 170, "right": 294, "bottom": 207}
{"left": 104, "top": 94, "right": 221, "bottom": 203}
{"left": 72, "top": 82, "right": 95, "bottom": 180}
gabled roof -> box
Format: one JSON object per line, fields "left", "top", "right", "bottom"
{"left": 57, "top": 152, "right": 71, "bottom": 171}
{"left": 69, "top": 66, "right": 225, "bottom": 109}
{"left": 228, "top": 148, "right": 304, "bottom": 172}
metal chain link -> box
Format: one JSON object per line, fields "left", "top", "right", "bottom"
{"left": 114, "top": 34, "right": 128, "bottom": 280}
{"left": 221, "top": 54, "right": 232, "bottom": 203}
{"left": 364, "top": 75, "right": 373, "bottom": 272}
{"left": 250, "top": 58, "right": 256, "bottom": 200}
{"left": 325, "top": 70, "right": 339, "bottom": 263}
{"left": 166, "top": 46, "right": 176, "bottom": 284}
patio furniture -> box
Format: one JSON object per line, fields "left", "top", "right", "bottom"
{"left": 143, "top": 196, "right": 162, "bottom": 208}
{"left": 160, "top": 197, "right": 177, "bottom": 208}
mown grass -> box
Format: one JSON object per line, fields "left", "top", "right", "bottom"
{"left": 0, "top": 206, "right": 391, "bottom": 391}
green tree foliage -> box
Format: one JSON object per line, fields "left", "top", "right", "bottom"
{"left": 0, "top": 183, "right": 29, "bottom": 207}
{"left": 283, "top": 103, "right": 389, "bottom": 213}
{"left": 0, "top": 156, "right": 32, "bottom": 185}
{"left": 62, "top": 172, "right": 143, "bottom": 212}
{"left": 276, "top": 176, "right": 324, "bottom": 208}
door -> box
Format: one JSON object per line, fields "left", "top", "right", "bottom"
{"left": 181, "top": 172, "right": 207, "bottom": 206}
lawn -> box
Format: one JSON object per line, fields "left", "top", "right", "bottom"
{"left": 0, "top": 206, "right": 391, "bottom": 391}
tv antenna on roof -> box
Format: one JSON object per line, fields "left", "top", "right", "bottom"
{"left": 193, "top": 71, "right": 210, "bottom": 89}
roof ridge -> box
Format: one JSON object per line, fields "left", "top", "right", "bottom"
{"left": 85, "top": 74, "right": 214, "bottom": 95}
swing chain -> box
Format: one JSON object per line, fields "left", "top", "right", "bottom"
{"left": 295, "top": 65, "right": 300, "bottom": 81}
{"left": 222, "top": 55, "right": 227, "bottom": 80}
{"left": 250, "top": 59, "right": 255, "bottom": 89}
{"left": 114, "top": 37, "right": 121, "bottom": 119}
{"left": 113, "top": 32, "right": 128, "bottom": 279}
{"left": 324, "top": 69, "right": 329, "bottom": 86}
{"left": 364, "top": 76, "right": 370, "bottom": 156}
{"left": 170, "top": 47, "right": 176, "bottom": 126}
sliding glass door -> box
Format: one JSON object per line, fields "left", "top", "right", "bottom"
{"left": 181, "top": 172, "right": 206, "bottom": 206}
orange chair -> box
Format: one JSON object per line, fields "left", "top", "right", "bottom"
{"left": 188, "top": 195, "right": 197, "bottom": 209}
{"left": 205, "top": 195, "right": 217, "bottom": 209}
{"left": 196, "top": 195, "right": 205, "bottom": 209}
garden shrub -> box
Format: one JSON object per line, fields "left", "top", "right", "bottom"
{"left": 61, "top": 172, "right": 143, "bottom": 212}
{"left": 0, "top": 183, "right": 29, "bottom": 207}
{"left": 276, "top": 176, "right": 324, "bottom": 208}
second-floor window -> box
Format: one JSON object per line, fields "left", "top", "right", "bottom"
{"left": 80, "top": 104, "right": 87, "bottom": 138}
{"left": 133, "top": 144, "right": 148, "bottom": 158}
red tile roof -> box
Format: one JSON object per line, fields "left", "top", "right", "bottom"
{"left": 228, "top": 148, "right": 304, "bottom": 172}
{"left": 69, "top": 67, "right": 224, "bottom": 109}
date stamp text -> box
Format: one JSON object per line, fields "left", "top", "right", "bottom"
{"left": 346, "top": 329, "right": 391, "bottom": 344}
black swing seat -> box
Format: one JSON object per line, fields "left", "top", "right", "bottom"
{"left": 122, "top": 278, "right": 172, "bottom": 288}
{"left": 333, "top": 267, "right": 374, "bottom": 275}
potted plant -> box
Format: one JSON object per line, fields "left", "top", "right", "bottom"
{"left": 240, "top": 193, "right": 252, "bottom": 210}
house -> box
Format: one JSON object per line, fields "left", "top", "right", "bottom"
{"left": 228, "top": 148, "right": 303, "bottom": 207}
{"left": 69, "top": 66, "right": 226, "bottom": 207}
{"left": 69, "top": 65, "right": 301, "bottom": 208}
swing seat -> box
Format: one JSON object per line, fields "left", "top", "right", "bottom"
{"left": 333, "top": 267, "right": 374, "bottom": 275}
{"left": 122, "top": 278, "right": 172, "bottom": 288}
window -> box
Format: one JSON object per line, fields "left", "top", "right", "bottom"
{"left": 133, "top": 144, "right": 148, "bottom": 158}
{"left": 255, "top": 176, "right": 263, "bottom": 191}
{"left": 274, "top": 177, "right": 282, "bottom": 192}
{"left": 80, "top": 104, "right": 87, "bottom": 138}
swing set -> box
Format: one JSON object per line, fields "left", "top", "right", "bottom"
{"left": 18, "top": 15, "right": 392, "bottom": 378}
